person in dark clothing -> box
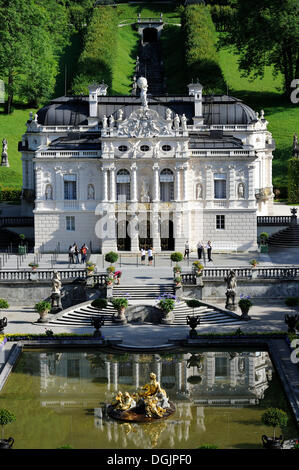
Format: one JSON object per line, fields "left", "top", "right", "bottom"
{"left": 197, "top": 241, "right": 203, "bottom": 260}
{"left": 206, "top": 241, "right": 213, "bottom": 262}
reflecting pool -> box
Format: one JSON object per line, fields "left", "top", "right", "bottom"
{"left": 0, "top": 348, "right": 297, "bottom": 449}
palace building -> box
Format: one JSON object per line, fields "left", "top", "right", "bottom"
{"left": 19, "top": 77, "right": 274, "bottom": 254}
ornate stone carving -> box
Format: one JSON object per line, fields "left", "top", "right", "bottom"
{"left": 137, "top": 76, "right": 148, "bottom": 109}
{"left": 1, "top": 138, "right": 9, "bottom": 167}
{"left": 117, "top": 108, "right": 174, "bottom": 138}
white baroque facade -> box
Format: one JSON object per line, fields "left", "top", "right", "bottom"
{"left": 19, "top": 79, "right": 274, "bottom": 253}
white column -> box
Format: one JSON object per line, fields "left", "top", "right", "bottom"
{"left": 182, "top": 165, "right": 188, "bottom": 201}
{"left": 229, "top": 166, "right": 236, "bottom": 207}
{"left": 152, "top": 164, "right": 160, "bottom": 202}
{"left": 133, "top": 360, "right": 140, "bottom": 388}
{"left": 112, "top": 362, "right": 118, "bottom": 391}
{"left": 205, "top": 166, "right": 213, "bottom": 208}
{"left": 110, "top": 165, "right": 116, "bottom": 202}
{"left": 106, "top": 361, "right": 111, "bottom": 391}
{"left": 35, "top": 166, "right": 43, "bottom": 200}
{"left": 175, "top": 166, "right": 181, "bottom": 201}
{"left": 176, "top": 362, "right": 182, "bottom": 391}
{"left": 130, "top": 164, "right": 137, "bottom": 202}
{"left": 248, "top": 164, "right": 255, "bottom": 208}
{"left": 101, "top": 167, "right": 108, "bottom": 202}
{"left": 151, "top": 210, "right": 161, "bottom": 252}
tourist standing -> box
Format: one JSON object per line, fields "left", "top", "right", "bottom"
{"left": 74, "top": 243, "right": 80, "bottom": 264}
{"left": 141, "top": 247, "right": 146, "bottom": 265}
{"left": 206, "top": 241, "right": 213, "bottom": 262}
{"left": 184, "top": 241, "right": 190, "bottom": 260}
{"left": 148, "top": 247, "right": 153, "bottom": 266}
{"left": 68, "top": 245, "right": 74, "bottom": 264}
{"left": 197, "top": 241, "right": 204, "bottom": 260}
{"left": 80, "top": 243, "right": 88, "bottom": 263}
{"left": 114, "top": 270, "right": 122, "bottom": 285}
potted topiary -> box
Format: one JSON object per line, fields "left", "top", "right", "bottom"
{"left": 249, "top": 259, "right": 259, "bottom": 268}
{"left": 238, "top": 295, "right": 253, "bottom": 321}
{"left": 111, "top": 297, "right": 128, "bottom": 323}
{"left": 106, "top": 266, "right": 115, "bottom": 274}
{"left": 174, "top": 276, "right": 182, "bottom": 288}
{"left": 86, "top": 264, "right": 95, "bottom": 276}
{"left": 28, "top": 262, "right": 39, "bottom": 271}
{"left": 91, "top": 298, "right": 108, "bottom": 310}
{"left": 35, "top": 301, "right": 51, "bottom": 323}
{"left": 158, "top": 297, "right": 176, "bottom": 324}
{"left": 106, "top": 274, "right": 115, "bottom": 287}
{"left": 0, "top": 409, "right": 16, "bottom": 449}
{"left": 192, "top": 261, "right": 204, "bottom": 276}
{"left": 105, "top": 251, "right": 118, "bottom": 266}
{"left": 171, "top": 252, "right": 183, "bottom": 275}
{"left": 261, "top": 408, "right": 288, "bottom": 449}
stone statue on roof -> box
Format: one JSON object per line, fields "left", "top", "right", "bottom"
{"left": 137, "top": 76, "right": 148, "bottom": 109}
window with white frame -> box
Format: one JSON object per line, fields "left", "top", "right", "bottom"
{"left": 64, "top": 174, "right": 77, "bottom": 200}
{"left": 216, "top": 215, "right": 225, "bottom": 230}
{"left": 66, "top": 216, "right": 75, "bottom": 231}
{"left": 160, "top": 168, "right": 174, "bottom": 202}
{"left": 117, "top": 169, "right": 130, "bottom": 201}
{"left": 214, "top": 173, "right": 226, "bottom": 199}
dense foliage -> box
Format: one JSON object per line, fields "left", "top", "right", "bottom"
{"left": 104, "top": 251, "right": 119, "bottom": 264}
{"left": 261, "top": 408, "right": 288, "bottom": 438}
{"left": 71, "top": 6, "right": 118, "bottom": 94}
{"left": 0, "top": 299, "right": 9, "bottom": 309}
{"left": 91, "top": 298, "right": 108, "bottom": 309}
{"left": 170, "top": 252, "right": 183, "bottom": 263}
{"left": 0, "top": 409, "right": 16, "bottom": 439}
{"left": 287, "top": 158, "right": 299, "bottom": 203}
{"left": 0, "top": 188, "right": 22, "bottom": 201}
{"left": 0, "top": 0, "right": 72, "bottom": 112}
{"left": 181, "top": 4, "right": 225, "bottom": 93}
{"left": 218, "top": 0, "right": 299, "bottom": 96}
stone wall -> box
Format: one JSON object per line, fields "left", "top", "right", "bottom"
{"left": 183, "top": 278, "right": 299, "bottom": 300}
{"left": 34, "top": 212, "right": 100, "bottom": 252}
{"left": 203, "top": 210, "right": 257, "bottom": 251}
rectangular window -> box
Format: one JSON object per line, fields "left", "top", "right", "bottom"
{"left": 66, "top": 216, "right": 75, "bottom": 231}
{"left": 64, "top": 175, "right": 77, "bottom": 200}
{"left": 67, "top": 359, "right": 80, "bottom": 378}
{"left": 216, "top": 215, "right": 225, "bottom": 230}
{"left": 214, "top": 173, "right": 226, "bottom": 199}
{"left": 215, "top": 357, "right": 228, "bottom": 377}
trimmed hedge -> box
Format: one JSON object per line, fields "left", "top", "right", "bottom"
{"left": 181, "top": 4, "right": 225, "bottom": 94}
{"left": 71, "top": 6, "right": 118, "bottom": 94}
{"left": 0, "top": 188, "right": 22, "bottom": 202}
{"left": 288, "top": 158, "right": 299, "bottom": 203}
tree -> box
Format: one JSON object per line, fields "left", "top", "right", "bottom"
{"left": 219, "top": 0, "right": 299, "bottom": 96}
{"left": 261, "top": 408, "right": 288, "bottom": 439}
{"left": 0, "top": 409, "right": 16, "bottom": 439}
{"left": 0, "top": 0, "right": 70, "bottom": 112}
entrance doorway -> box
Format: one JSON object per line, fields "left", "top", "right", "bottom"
{"left": 161, "top": 219, "right": 174, "bottom": 251}
{"left": 143, "top": 27, "right": 158, "bottom": 43}
{"left": 139, "top": 219, "right": 153, "bottom": 250}
{"left": 117, "top": 220, "right": 131, "bottom": 251}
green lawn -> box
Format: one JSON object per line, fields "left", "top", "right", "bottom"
{"left": 0, "top": 107, "right": 37, "bottom": 190}
{"left": 218, "top": 45, "right": 299, "bottom": 193}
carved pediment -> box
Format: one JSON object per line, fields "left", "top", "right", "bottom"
{"left": 117, "top": 107, "right": 174, "bottom": 138}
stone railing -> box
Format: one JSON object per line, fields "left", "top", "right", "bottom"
{"left": 257, "top": 216, "right": 292, "bottom": 226}
{"left": 0, "top": 217, "right": 34, "bottom": 228}
{"left": 180, "top": 266, "right": 299, "bottom": 284}
{"left": 191, "top": 149, "right": 255, "bottom": 158}
{"left": 0, "top": 269, "right": 107, "bottom": 284}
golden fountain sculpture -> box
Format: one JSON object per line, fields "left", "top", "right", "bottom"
{"left": 108, "top": 372, "right": 175, "bottom": 422}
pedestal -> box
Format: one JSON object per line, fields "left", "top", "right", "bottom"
{"left": 161, "top": 311, "right": 174, "bottom": 325}
{"left": 50, "top": 293, "right": 62, "bottom": 314}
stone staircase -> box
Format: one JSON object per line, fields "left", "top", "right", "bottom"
{"left": 268, "top": 224, "right": 299, "bottom": 247}
{"left": 137, "top": 42, "right": 164, "bottom": 95}
{"left": 112, "top": 284, "right": 175, "bottom": 299}
{"left": 46, "top": 297, "right": 241, "bottom": 328}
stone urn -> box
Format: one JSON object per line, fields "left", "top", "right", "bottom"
{"left": 160, "top": 309, "right": 174, "bottom": 325}
{"left": 91, "top": 316, "right": 105, "bottom": 338}
{"left": 262, "top": 435, "right": 284, "bottom": 449}
{"left": 114, "top": 307, "right": 127, "bottom": 324}
{"left": 37, "top": 309, "right": 49, "bottom": 323}
{"left": 0, "top": 437, "right": 14, "bottom": 449}
{"left": 240, "top": 305, "right": 251, "bottom": 321}
{"left": 187, "top": 315, "right": 200, "bottom": 338}
{"left": 0, "top": 317, "right": 7, "bottom": 334}
{"left": 285, "top": 314, "right": 298, "bottom": 334}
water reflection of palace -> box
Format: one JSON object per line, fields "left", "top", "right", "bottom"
{"left": 36, "top": 350, "right": 273, "bottom": 448}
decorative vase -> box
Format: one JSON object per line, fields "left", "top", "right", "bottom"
{"left": 0, "top": 437, "right": 14, "bottom": 449}
{"left": 37, "top": 310, "right": 49, "bottom": 323}
{"left": 262, "top": 435, "right": 284, "bottom": 449}
{"left": 114, "top": 307, "right": 127, "bottom": 324}
{"left": 240, "top": 306, "right": 251, "bottom": 321}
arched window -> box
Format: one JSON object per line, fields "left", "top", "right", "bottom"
{"left": 117, "top": 169, "right": 130, "bottom": 201}
{"left": 160, "top": 169, "right": 174, "bottom": 202}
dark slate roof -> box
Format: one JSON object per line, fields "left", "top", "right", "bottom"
{"left": 188, "top": 133, "right": 244, "bottom": 149}
{"left": 36, "top": 94, "right": 256, "bottom": 127}
{"left": 49, "top": 133, "right": 101, "bottom": 150}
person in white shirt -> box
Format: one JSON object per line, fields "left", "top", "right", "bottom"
{"left": 206, "top": 241, "right": 212, "bottom": 262}
{"left": 184, "top": 241, "right": 190, "bottom": 260}
{"left": 148, "top": 247, "right": 153, "bottom": 265}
